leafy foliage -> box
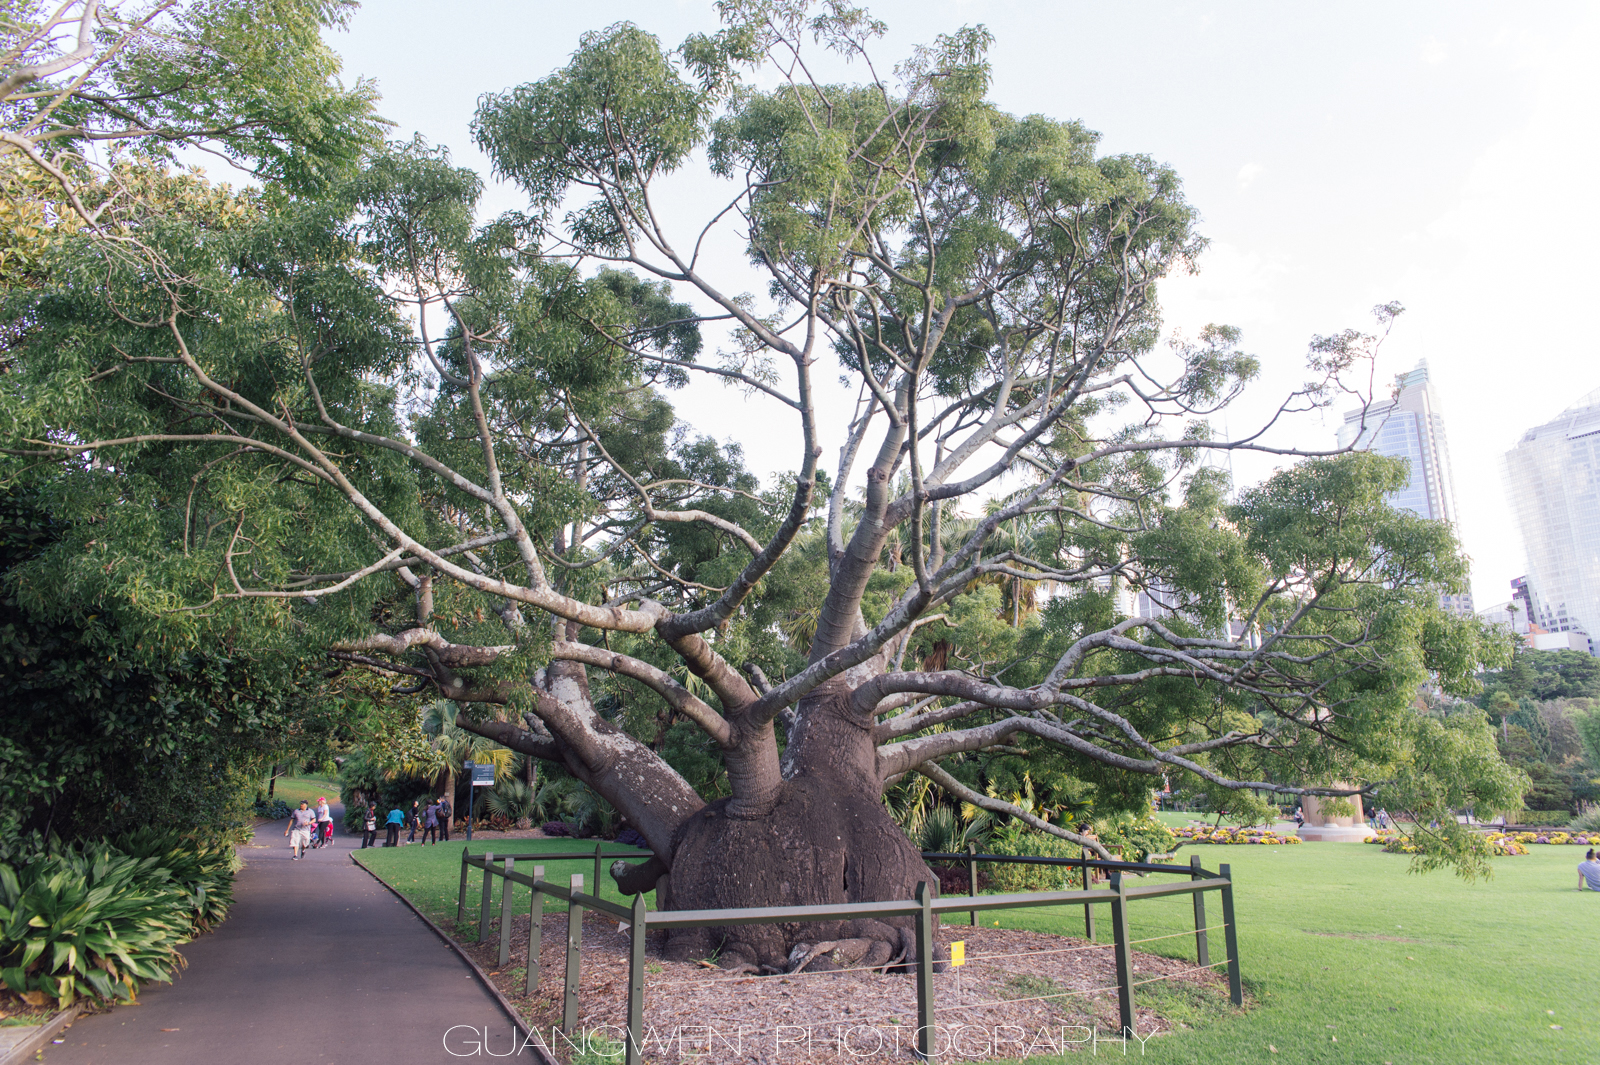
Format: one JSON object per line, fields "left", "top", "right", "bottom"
{"left": 0, "top": 834, "right": 231, "bottom": 1007}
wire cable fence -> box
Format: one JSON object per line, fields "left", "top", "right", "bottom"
{"left": 454, "top": 846, "right": 1243, "bottom": 1063}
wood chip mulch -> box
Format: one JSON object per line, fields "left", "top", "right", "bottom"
{"left": 452, "top": 908, "right": 1235, "bottom": 1062}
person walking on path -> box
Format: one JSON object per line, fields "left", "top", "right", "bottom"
{"left": 405, "top": 799, "right": 421, "bottom": 844}
{"left": 421, "top": 799, "right": 440, "bottom": 845}
{"left": 384, "top": 805, "right": 404, "bottom": 847}
{"left": 314, "top": 796, "right": 334, "bottom": 847}
{"left": 437, "top": 795, "right": 452, "bottom": 841}
{"left": 285, "top": 801, "right": 316, "bottom": 859}
{"left": 361, "top": 804, "right": 378, "bottom": 849}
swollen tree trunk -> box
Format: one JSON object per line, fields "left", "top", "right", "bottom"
{"left": 661, "top": 677, "right": 941, "bottom": 973}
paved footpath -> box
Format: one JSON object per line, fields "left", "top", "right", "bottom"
{"left": 45, "top": 808, "right": 531, "bottom": 1063}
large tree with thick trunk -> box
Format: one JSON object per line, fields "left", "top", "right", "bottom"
{"left": 2, "top": 2, "right": 1520, "bottom": 971}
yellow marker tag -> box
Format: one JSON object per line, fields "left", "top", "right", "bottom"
{"left": 950, "top": 941, "right": 965, "bottom": 967}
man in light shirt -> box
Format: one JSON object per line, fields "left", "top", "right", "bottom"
{"left": 286, "top": 801, "right": 316, "bottom": 860}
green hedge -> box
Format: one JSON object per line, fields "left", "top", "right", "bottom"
{"left": 0, "top": 830, "right": 236, "bottom": 1007}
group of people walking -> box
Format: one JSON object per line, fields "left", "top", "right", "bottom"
{"left": 284, "top": 794, "right": 456, "bottom": 857}
{"left": 284, "top": 798, "right": 335, "bottom": 859}
{"left": 357, "top": 796, "right": 453, "bottom": 848}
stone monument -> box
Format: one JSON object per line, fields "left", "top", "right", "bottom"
{"left": 1297, "top": 788, "right": 1376, "bottom": 842}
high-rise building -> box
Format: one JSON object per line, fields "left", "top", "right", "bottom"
{"left": 1338, "top": 359, "right": 1473, "bottom": 615}
{"left": 1501, "top": 390, "right": 1600, "bottom": 656}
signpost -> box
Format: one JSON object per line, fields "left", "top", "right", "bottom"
{"left": 464, "top": 761, "right": 495, "bottom": 841}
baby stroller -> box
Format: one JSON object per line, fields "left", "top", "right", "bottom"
{"left": 310, "top": 820, "right": 334, "bottom": 849}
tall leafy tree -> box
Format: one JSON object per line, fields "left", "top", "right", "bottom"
{"left": 2, "top": 2, "right": 1519, "bottom": 972}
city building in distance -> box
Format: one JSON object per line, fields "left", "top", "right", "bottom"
{"left": 1500, "top": 389, "right": 1600, "bottom": 656}
{"left": 1338, "top": 359, "right": 1473, "bottom": 616}
{"left": 1479, "top": 576, "right": 1590, "bottom": 653}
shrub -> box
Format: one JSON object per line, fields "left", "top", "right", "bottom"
{"left": 986, "top": 823, "right": 1080, "bottom": 891}
{"left": 1093, "top": 815, "right": 1178, "bottom": 863}
{"left": 0, "top": 846, "right": 192, "bottom": 1006}
{"left": 253, "top": 797, "right": 291, "bottom": 821}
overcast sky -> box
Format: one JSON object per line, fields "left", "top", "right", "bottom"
{"left": 322, "top": 1, "right": 1600, "bottom": 610}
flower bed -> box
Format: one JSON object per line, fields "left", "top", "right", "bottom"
{"left": 1171, "top": 826, "right": 1301, "bottom": 845}
{"left": 1501, "top": 831, "right": 1596, "bottom": 846}
{"left": 1374, "top": 832, "right": 1529, "bottom": 856}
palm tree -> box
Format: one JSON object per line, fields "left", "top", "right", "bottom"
{"left": 392, "top": 702, "right": 515, "bottom": 815}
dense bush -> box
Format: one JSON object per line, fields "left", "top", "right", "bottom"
{"left": 0, "top": 488, "right": 342, "bottom": 859}
{"left": 1093, "top": 815, "right": 1180, "bottom": 862}
{"left": 985, "top": 822, "right": 1081, "bottom": 891}
{"left": 253, "top": 797, "right": 291, "bottom": 821}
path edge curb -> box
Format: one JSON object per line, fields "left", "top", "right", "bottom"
{"left": 349, "top": 852, "right": 557, "bottom": 1065}
{"left": 0, "top": 1004, "right": 82, "bottom": 1065}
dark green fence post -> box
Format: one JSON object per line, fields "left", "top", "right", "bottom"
{"left": 563, "top": 872, "right": 584, "bottom": 1035}
{"left": 1219, "top": 863, "right": 1242, "bottom": 1006}
{"left": 594, "top": 842, "right": 604, "bottom": 902}
{"left": 525, "top": 865, "right": 545, "bottom": 997}
{"left": 625, "top": 892, "right": 647, "bottom": 1065}
{"left": 497, "top": 856, "right": 515, "bottom": 967}
{"left": 1082, "top": 857, "right": 1097, "bottom": 941}
{"left": 966, "top": 842, "right": 978, "bottom": 927}
{"left": 1109, "top": 871, "right": 1134, "bottom": 1038}
{"left": 1190, "top": 854, "right": 1210, "bottom": 967}
{"left": 456, "top": 846, "right": 471, "bottom": 925}
{"left": 478, "top": 850, "right": 496, "bottom": 943}
{"left": 915, "top": 881, "right": 936, "bottom": 1061}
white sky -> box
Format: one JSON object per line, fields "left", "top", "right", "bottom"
{"left": 324, "top": 1, "right": 1600, "bottom": 610}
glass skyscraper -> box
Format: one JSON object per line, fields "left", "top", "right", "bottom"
{"left": 1338, "top": 360, "right": 1473, "bottom": 615}
{"left": 1502, "top": 389, "right": 1600, "bottom": 655}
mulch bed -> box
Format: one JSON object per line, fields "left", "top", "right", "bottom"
{"left": 451, "top": 908, "right": 1233, "bottom": 1062}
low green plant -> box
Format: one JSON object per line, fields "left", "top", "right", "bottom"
{"left": 253, "top": 796, "right": 291, "bottom": 821}
{"left": 0, "top": 845, "right": 192, "bottom": 1006}
{"left": 112, "top": 828, "right": 237, "bottom": 933}
{"left": 987, "top": 822, "right": 1080, "bottom": 891}
{"left": 914, "top": 805, "right": 991, "bottom": 854}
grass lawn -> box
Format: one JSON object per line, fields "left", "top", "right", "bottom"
{"left": 264, "top": 772, "right": 340, "bottom": 811}
{"left": 355, "top": 838, "right": 1600, "bottom": 1064}
{"left": 985, "top": 842, "right": 1600, "bottom": 1064}
{"left": 351, "top": 838, "right": 654, "bottom": 930}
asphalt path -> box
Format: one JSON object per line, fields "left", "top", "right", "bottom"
{"left": 45, "top": 807, "right": 532, "bottom": 1063}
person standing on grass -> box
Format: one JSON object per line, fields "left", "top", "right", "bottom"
{"left": 361, "top": 804, "right": 378, "bottom": 849}
{"left": 406, "top": 799, "right": 421, "bottom": 844}
{"left": 421, "top": 799, "right": 440, "bottom": 845}
{"left": 286, "top": 801, "right": 316, "bottom": 860}
{"left": 385, "top": 805, "right": 404, "bottom": 847}
{"left": 438, "top": 794, "right": 452, "bottom": 841}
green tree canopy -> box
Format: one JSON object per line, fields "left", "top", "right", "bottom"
{"left": 1, "top": 3, "right": 1524, "bottom": 960}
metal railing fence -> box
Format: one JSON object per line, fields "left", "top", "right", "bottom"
{"left": 454, "top": 844, "right": 1242, "bottom": 1063}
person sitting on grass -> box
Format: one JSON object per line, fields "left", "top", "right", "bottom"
{"left": 1579, "top": 850, "right": 1600, "bottom": 891}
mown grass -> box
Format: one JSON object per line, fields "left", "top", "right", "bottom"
{"left": 263, "top": 772, "right": 340, "bottom": 811}
{"left": 351, "top": 838, "right": 653, "bottom": 931}
{"left": 355, "top": 836, "right": 1600, "bottom": 1064}
{"left": 982, "top": 842, "right": 1600, "bottom": 1064}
